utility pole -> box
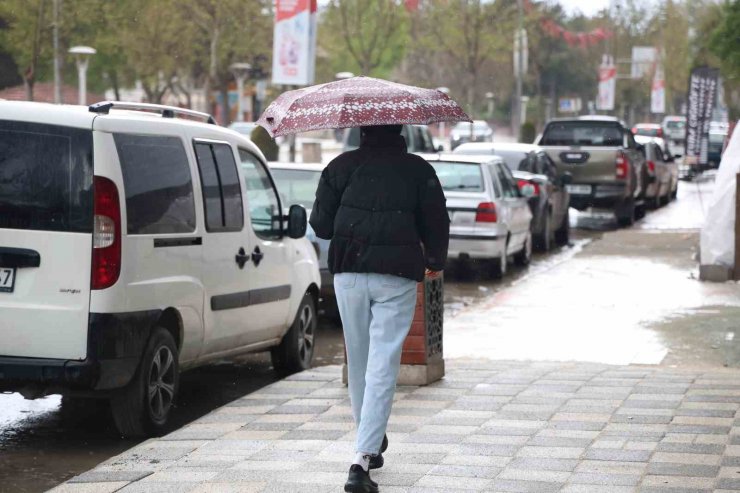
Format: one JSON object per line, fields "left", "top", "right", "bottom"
{"left": 52, "top": 0, "right": 61, "bottom": 104}
{"left": 513, "top": 0, "right": 524, "bottom": 141}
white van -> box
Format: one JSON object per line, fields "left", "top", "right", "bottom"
{"left": 0, "top": 101, "right": 320, "bottom": 436}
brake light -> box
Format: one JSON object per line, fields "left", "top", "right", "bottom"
{"left": 616, "top": 151, "right": 629, "bottom": 179}
{"left": 631, "top": 127, "right": 638, "bottom": 135}
{"left": 475, "top": 202, "right": 497, "bottom": 223}
{"left": 517, "top": 179, "right": 540, "bottom": 196}
{"left": 92, "top": 176, "right": 121, "bottom": 290}
{"left": 657, "top": 128, "right": 663, "bottom": 138}
{"left": 647, "top": 160, "right": 656, "bottom": 174}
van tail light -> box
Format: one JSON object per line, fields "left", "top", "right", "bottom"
{"left": 92, "top": 176, "right": 121, "bottom": 290}
{"left": 517, "top": 179, "right": 540, "bottom": 196}
{"left": 616, "top": 151, "right": 629, "bottom": 179}
{"left": 475, "top": 202, "right": 498, "bottom": 223}
{"left": 647, "top": 160, "right": 656, "bottom": 174}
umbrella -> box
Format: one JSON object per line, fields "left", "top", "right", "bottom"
{"left": 256, "top": 76, "right": 471, "bottom": 138}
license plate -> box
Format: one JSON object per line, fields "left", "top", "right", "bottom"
{"left": 0, "top": 267, "right": 16, "bottom": 293}
{"left": 566, "top": 184, "right": 592, "bottom": 195}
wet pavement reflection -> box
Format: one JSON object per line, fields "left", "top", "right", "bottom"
{"left": 1, "top": 173, "right": 736, "bottom": 492}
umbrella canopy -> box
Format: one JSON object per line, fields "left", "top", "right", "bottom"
{"left": 256, "top": 76, "right": 471, "bottom": 138}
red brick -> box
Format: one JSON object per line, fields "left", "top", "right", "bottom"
{"left": 401, "top": 351, "right": 427, "bottom": 365}
{"left": 402, "top": 335, "right": 426, "bottom": 352}
{"left": 408, "top": 320, "right": 426, "bottom": 336}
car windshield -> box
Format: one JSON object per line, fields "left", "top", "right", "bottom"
{"left": 492, "top": 150, "right": 529, "bottom": 171}
{"left": 666, "top": 120, "right": 686, "bottom": 130}
{"left": 635, "top": 127, "right": 660, "bottom": 137}
{"left": 270, "top": 168, "right": 322, "bottom": 210}
{"left": 453, "top": 121, "right": 489, "bottom": 133}
{"left": 540, "top": 122, "right": 623, "bottom": 146}
{"left": 430, "top": 161, "right": 484, "bottom": 191}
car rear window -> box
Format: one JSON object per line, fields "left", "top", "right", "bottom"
{"left": 666, "top": 120, "right": 686, "bottom": 130}
{"left": 635, "top": 128, "right": 660, "bottom": 137}
{"left": 430, "top": 161, "right": 484, "bottom": 192}
{"left": 540, "top": 122, "right": 624, "bottom": 147}
{"left": 492, "top": 150, "right": 530, "bottom": 171}
{"left": 115, "top": 134, "right": 196, "bottom": 235}
{"left": 270, "top": 168, "right": 322, "bottom": 210}
{"left": 0, "top": 121, "right": 93, "bottom": 233}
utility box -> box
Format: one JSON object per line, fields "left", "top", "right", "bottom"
{"left": 341, "top": 276, "right": 445, "bottom": 386}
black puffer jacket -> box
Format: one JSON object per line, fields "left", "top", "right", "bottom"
{"left": 309, "top": 133, "right": 449, "bottom": 282}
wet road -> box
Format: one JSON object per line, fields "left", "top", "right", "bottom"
{"left": 0, "top": 174, "right": 731, "bottom": 492}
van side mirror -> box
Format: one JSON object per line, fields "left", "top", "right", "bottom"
{"left": 286, "top": 204, "right": 307, "bottom": 239}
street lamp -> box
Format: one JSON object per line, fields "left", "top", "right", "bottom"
{"left": 68, "top": 46, "right": 96, "bottom": 105}
{"left": 436, "top": 87, "right": 451, "bottom": 142}
{"left": 230, "top": 62, "right": 252, "bottom": 122}
{"left": 485, "top": 92, "right": 495, "bottom": 119}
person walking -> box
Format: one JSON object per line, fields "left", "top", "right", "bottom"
{"left": 310, "top": 124, "right": 449, "bottom": 493}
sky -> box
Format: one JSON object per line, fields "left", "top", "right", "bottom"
{"left": 556, "top": 0, "right": 611, "bottom": 17}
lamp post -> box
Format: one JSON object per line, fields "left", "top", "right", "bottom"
{"left": 68, "top": 46, "right": 96, "bottom": 105}
{"left": 436, "top": 87, "right": 450, "bottom": 142}
{"left": 230, "top": 63, "right": 252, "bottom": 122}
{"left": 485, "top": 91, "right": 495, "bottom": 119}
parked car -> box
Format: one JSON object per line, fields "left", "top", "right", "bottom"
{"left": 422, "top": 154, "right": 533, "bottom": 278}
{"left": 343, "top": 124, "right": 439, "bottom": 153}
{"left": 537, "top": 116, "right": 648, "bottom": 226}
{"left": 661, "top": 115, "right": 686, "bottom": 157}
{"left": 632, "top": 123, "right": 663, "bottom": 139}
{"left": 228, "top": 121, "right": 258, "bottom": 138}
{"left": 635, "top": 135, "right": 679, "bottom": 207}
{"left": 450, "top": 120, "right": 494, "bottom": 150}
{"left": 708, "top": 122, "right": 729, "bottom": 169}
{"left": 452, "top": 142, "right": 571, "bottom": 251}
{"left": 267, "top": 162, "right": 338, "bottom": 319}
{"left": 0, "top": 101, "right": 320, "bottom": 437}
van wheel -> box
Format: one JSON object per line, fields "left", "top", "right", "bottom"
{"left": 271, "top": 293, "right": 316, "bottom": 374}
{"left": 554, "top": 210, "right": 570, "bottom": 246}
{"left": 514, "top": 232, "right": 532, "bottom": 266}
{"left": 110, "top": 327, "right": 179, "bottom": 438}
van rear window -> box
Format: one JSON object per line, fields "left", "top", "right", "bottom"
{"left": 540, "top": 122, "right": 624, "bottom": 147}
{"left": 0, "top": 121, "right": 93, "bottom": 233}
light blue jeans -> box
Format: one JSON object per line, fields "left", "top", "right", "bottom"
{"left": 334, "top": 272, "right": 418, "bottom": 455}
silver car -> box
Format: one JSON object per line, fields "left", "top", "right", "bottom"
{"left": 267, "top": 162, "right": 338, "bottom": 319}
{"left": 423, "top": 154, "right": 533, "bottom": 278}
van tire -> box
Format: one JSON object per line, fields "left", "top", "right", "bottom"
{"left": 271, "top": 293, "right": 316, "bottom": 375}
{"left": 110, "top": 327, "right": 179, "bottom": 438}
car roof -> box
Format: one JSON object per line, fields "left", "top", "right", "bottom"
{"left": 267, "top": 161, "right": 326, "bottom": 172}
{"left": 634, "top": 123, "right": 661, "bottom": 128}
{"left": 634, "top": 135, "right": 666, "bottom": 146}
{"left": 424, "top": 153, "right": 503, "bottom": 165}
{"left": 455, "top": 142, "right": 541, "bottom": 153}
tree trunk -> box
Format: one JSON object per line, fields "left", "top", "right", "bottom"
{"left": 206, "top": 26, "right": 220, "bottom": 117}
{"left": 24, "top": 0, "right": 46, "bottom": 102}
{"left": 220, "top": 83, "right": 230, "bottom": 126}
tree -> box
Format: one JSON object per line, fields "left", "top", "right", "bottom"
{"left": 654, "top": 0, "right": 690, "bottom": 114}
{"left": 709, "top": 0, "right": 740, "bottom": 119}
{"left": 0, "top": 0, "right": 50, "bottom": 100}
{"left": 318, "top": 0, "right": 408, "bottom": 79}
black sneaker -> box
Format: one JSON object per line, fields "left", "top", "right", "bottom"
{"left": 344, "top": 464, "right": 378, "bottom": 493}
{"left": 369, "top": 434, "right": 388, "bottom": 470}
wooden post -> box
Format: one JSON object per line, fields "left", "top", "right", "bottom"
{"left": 735, "top": 173, "right": 740, "bottom": 280}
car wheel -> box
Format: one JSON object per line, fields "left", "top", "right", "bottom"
{"left": 554, "top": 209, "right": 570, "bottom": 246}
{"left": 271, "top": 292, "right": 316, "bottom": 374}
{"left": 616, "top": 199, "right": 635, "bottom": 227}
{"left": 110, "top": 327, "right": 179, "bottom": 438}
{"left": 671, "top": 185, "right": 678, "bottom": 199}
{"left": 491, "top": 249, "right": 508, "bottom": 279}
{"left": 514, "top": 232, "right": 532, "bottom": 266}
{"left": 533, "top": 213, "right": 551, "bottom": 252}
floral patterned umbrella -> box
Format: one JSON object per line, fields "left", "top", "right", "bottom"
{"left": 256, "top": 76, "right": 471, "bottom": 138}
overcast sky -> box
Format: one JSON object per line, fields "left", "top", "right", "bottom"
{"left": 556, "top": 0, "right": 611, "bottom": 17}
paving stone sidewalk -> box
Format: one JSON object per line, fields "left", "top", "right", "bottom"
{"left": 52, "top": 360, "right": 740, "bottom": 493}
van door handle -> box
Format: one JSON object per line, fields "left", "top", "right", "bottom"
{"left": 0, "top": 247, "right": 41, "bottom": 268}
{"left": 235, "top": 247, "right": 249, "bottom": 269}
{"left": 251, "top": 246, "right": 264, "bottom": 267}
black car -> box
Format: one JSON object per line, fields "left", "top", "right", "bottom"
{"left": 453, "top": 142, "right": 571, "bottom": 251}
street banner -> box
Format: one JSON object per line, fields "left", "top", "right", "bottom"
{"left": 272, "top": 0, "right": 318, "bottom": 86}
{"left": 685, "top": 67, "right": 719, "bottom": 164}
{"left": 596, "top": 54, "right": 616, "bottom": 111}
{"left": 651, "top": 64, "right": 665, "bottom": 114}
{"left": 631, "top": 46, "right": 657, "bottom": 79}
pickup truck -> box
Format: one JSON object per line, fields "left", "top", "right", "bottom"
{"left": 537, "top": 117, "right": 648, "bottom": 226}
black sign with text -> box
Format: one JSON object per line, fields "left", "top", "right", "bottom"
{"left": 685, "top": 67, "right": 719, "bottom": 164}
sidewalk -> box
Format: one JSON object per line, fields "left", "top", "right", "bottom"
{"left": 52, "top": 360, "right": 740, "bottom": 493}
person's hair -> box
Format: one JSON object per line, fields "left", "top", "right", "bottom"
{"left": 360, "top": 124, "right": 403, "bottom": 137}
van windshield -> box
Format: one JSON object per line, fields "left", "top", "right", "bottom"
{"left": 430, "top": 161, "right": 484, "bottom": 192}
{"left": 0, "top": 121, "right": 93, "bottom": 233}
{"left": 540, "top": 122, "right": 624, "bottom": 147}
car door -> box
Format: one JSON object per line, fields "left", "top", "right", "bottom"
{"left": 238, "top": 149, "right": 293, "bottom": 340}
{"left": 539, "top": 152, "right": 567, "bottom": 227}
{"left": 193, "top": 140, "right": 254, "bottom": 355}
{"left": 495, "top": 162, "right": 531, "bottom": 252}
